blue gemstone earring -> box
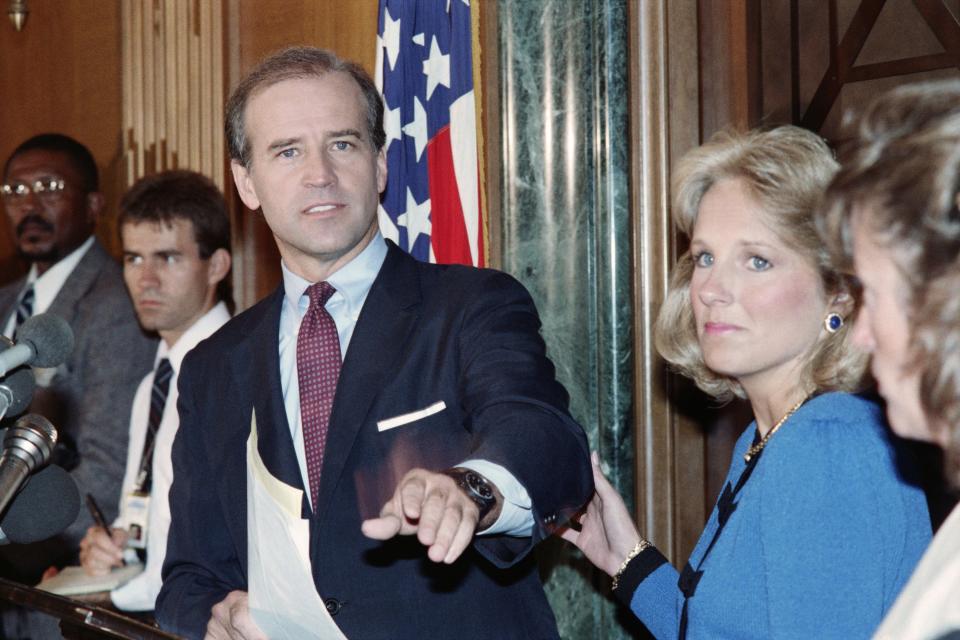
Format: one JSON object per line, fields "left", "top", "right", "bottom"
{"left": 824, "top": 313, "right": 843, "bottom": 333}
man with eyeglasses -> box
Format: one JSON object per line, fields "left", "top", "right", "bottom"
{"left": 0, "top": 133, "right": 155, "bottom": 639}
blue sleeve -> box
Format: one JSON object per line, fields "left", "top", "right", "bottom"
{"left": 617, "top": 547, "right": 683, "bottom": 639}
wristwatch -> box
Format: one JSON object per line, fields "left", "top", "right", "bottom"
{"left": 441, "top": 467, "right": 497, "bottom": 523}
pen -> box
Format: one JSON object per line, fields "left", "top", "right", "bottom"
{"left": 85, "top": 493, "right": 126, "bottom": 567}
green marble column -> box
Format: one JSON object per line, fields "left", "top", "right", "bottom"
{"left": 498, "top": 1, "right": 638, "bottom": 638}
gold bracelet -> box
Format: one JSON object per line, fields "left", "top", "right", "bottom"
{"left": 611, "top": 539, "right": 650, "bottom": 591}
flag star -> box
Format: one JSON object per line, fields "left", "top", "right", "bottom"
{"left": 382, "top": 7, "right": 401, "bottom": 71}
{"left": 384, "top": 101, "right": 402, "bottom": 151}
{"left": 397, "top": 188, "right": 432, "bottom": 248}
{"left": 402, "top": 96, "right": 428, "bottom": 162}
{"left": 422, "top": 36, "right": 450, "bottom": 100}
{"left": 413, "top": 33, "right": 425, "bottom": 46}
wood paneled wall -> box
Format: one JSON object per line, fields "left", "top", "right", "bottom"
{"left": 0, "top": 0, "right": 123, "bottom": 283}
{"left": 122, "top": 0, "right": 225, "bottom": 189}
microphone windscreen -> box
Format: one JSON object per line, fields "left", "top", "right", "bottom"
{"left": 0, "top": 366, "right": 36, "bottom": 416}
{"left": 1, "top": 465, "right": 80, "bottom": 544}
{"left": 17, "top": 314, "right": 74, "bottom": 368}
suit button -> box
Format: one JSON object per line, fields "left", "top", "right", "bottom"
{"left": 324, "top": 597, "right": 342, "bottom": 616}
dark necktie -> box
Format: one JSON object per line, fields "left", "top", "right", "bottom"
{"left": 135, "top": 358, "right": 173, "bottom": 494}
{"left": 12, "top": 284, "right": 34, "bottom": 335}
{"left": 297, "top": 282, "right": 341, "bottom": 510}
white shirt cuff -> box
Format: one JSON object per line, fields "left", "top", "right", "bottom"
{"left": 458, "top": 459, "right": 533, "bottom": 537}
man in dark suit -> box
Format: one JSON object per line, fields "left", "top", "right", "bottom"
{"left": 156, "top": 47, "right": 592, "bottom": 640}
{"left": 0, "top": 134, "right": 156, "bottom": 637}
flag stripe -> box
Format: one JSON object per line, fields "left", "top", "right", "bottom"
{"left": 427, "top": 126, "right": 472, "bottom": 265}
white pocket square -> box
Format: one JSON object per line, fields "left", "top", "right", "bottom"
{"left": 377, "top": 401, "right": 447, "bottom": 432}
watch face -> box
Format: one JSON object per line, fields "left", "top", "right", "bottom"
{"left": 466, "top": 472, "right": 494, "bottom": 501}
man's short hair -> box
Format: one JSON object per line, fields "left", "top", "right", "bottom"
{"left": 225, "top": 46, "right": 386, "bottom": 167}
{"left": 4, "top": 133, "right": 99, "bottom": 192}
{"left": 119, "top": 169, "right": 234, "bottom": 311}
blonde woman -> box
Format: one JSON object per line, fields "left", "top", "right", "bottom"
{"left": 817, "top": 79, "right": 960, "bottom": 639}
{"left": 563, "top": 126, "right": 930, "bottom": 639}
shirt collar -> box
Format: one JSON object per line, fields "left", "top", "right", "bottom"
{"left": 281, "top": 233, "right": 387, "bottom": 316}
{"left": 158, "top": 301, "right": 232, "bottom": 372}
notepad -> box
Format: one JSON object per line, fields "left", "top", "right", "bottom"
{"left": 36, "top": 563, "right": 144, "bottom": 596}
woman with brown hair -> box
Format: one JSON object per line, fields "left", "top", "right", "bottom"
{"left": 563, "top": 125, "right": 930, "bottom": 639}
{"left": 817, "top": 78, "right": 960, "bottom": 638}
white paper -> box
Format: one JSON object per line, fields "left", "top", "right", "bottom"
{"left": 246, "top": 411, "right": 347, "bottom": 640}
{"left": 36, "top": 563, "right": 144, "bottom": 596}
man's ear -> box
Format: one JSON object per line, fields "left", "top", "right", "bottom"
{"left": 85, "top": 191, "right": 105, "bottom": 225}
{"left": 231, "top": 160, "right": 261, "bottom": 211}
{"left": 376, "top": 147, "right": 387, "bottom": 195}
{"left": 207, "top": 247, "right": 232, "bottom": 287}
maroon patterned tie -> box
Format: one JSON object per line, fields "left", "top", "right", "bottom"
{"left": 297, "top": 281, "right": 341, "bottom": 510}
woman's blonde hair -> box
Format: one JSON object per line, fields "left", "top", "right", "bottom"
{"left": 655, "top": 126, "right": 867, "bottom": 402}
{"left": 818, "top": 79, "right": 960, "bottom": 487}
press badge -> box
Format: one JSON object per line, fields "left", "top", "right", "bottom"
{"left": 123, "top": 492, "right": 151, "bottom": 549}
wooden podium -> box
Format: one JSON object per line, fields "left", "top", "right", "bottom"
{"left": 0, "top": 577, "right": 181, "bottom": 639}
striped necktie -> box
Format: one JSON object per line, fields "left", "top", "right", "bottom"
{"left": 12, "top": 284, "right": 34, "bottom": 335}
{"left": 134, "top": 358, "right": 173, "bottom": 494}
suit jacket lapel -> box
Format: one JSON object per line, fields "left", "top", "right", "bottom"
{"left": 229, "top": 287, "right": 305, "bottom": 492}
{"left": 45, "top": 240, "right": 109, "bottom": 323}
{"left": 313, "top": 242, "right": 422, "bottom": 526}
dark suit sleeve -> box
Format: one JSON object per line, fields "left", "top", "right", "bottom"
{"left": 455, "top": 271, "right": 593, "bottom": 566}
{"left": 156, "top": 354, "right": 245, "bottom": 638}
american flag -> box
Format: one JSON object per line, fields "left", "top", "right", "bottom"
{"left": 375, "top": 0, "right": 485, "bottom": 267}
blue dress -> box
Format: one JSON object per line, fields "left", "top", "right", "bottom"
{"left": 619, "top": 392, "right": 931, "bottom": 639}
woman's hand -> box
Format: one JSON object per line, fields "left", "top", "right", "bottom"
{"left": 561, "top": 452, "right": 643, "bottom": 577}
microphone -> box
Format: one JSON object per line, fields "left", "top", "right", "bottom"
{"left": 0, "top": 367, "right": 34, "bottom": 422}
{"left": 0, "top": 336, "right": 35, "bottom": 421}
{"left": 0, "top": 313, "right": 74, "bottom": 377}
{"left": 0, "top": 414, "right": 57, "bottom": 517}
{"left": 0, "top": 464, "right": 80, "bottom": 544}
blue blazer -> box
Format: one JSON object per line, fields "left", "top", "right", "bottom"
{"left": 156, "top": 241, "right": 593, "bottom": 639}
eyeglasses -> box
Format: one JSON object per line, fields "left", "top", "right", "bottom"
{"left": 1, "top": 179, "right": 67, "bottom": 203}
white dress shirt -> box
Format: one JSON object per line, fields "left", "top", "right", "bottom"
{"left": 278, "top": 234, "right": 533, "bottom": 536}
{"left": 110, "top": 302, "right": 231, "bottom": 611}
{"left": 2, "top": 235, "right": 94, "bottom": 338}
